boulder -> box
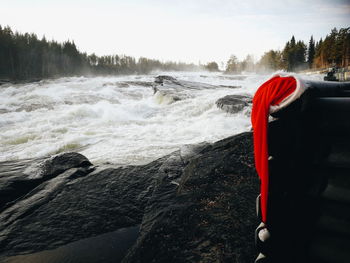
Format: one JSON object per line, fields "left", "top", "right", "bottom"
{"left": 39, "top": 152, "right": 92, "bottom": 179}
{"left": 0, "top": 152, "right": 93, "bottom": 211}
{"left": 216, "top": 95, "right": 252, "bottom": 114}
{"left": 154, "top": 75, "right": 179, "bottom": 85}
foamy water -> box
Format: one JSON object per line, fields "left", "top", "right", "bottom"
{"left": 0, "top": 71, "right": 323, "bottom": 165}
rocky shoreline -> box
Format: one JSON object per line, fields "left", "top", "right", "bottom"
{"left": 0, "top": 132, "right": 259, "bottom": 263}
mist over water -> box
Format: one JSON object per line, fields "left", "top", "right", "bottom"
{"left": 0, "top": 72, "right": 322, "bottom": 165}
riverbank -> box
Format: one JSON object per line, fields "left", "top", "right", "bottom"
{"left": 0, "top": 132, "right": 259, "bottom": 263}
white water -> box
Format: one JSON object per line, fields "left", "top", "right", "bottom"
{"left": 0, "top": 72, "right": 322, "bottom": 165}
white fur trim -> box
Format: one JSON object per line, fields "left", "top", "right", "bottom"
{"left": 268, "top": 73, "right": 307, "bottom": 114}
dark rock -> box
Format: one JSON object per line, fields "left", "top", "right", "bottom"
{"left": 155, "top": 75, "right": 179, "bottom": 84}
{"left": 102, "top": 81, "right": 155, "bottom": 88}
{"left": 216, "top": 95, "right": 252, "bottom": 114}
{"left": 126, "top": 81, "right": 155, "bottom": 87}
{"left": 103, "top": 82, "right": 130, "bottom": 88}
{"left": 219, "top": 85, "right": 242, "bottom": 89}
{"left": 0, "top": 78, "right": 42, "bottom": 85}
{"left": 0, "top": 154, "right": 164, "bottom": 257}
{"left": 0, "top": 153, "right": 93, "bottom": 211}
{"left": 154, "top": 75, "right": 216, "bottom": 90}
{"left": 0, "top": 79, "right": 11, "bottom": 85}
{"left": 0, "top": 133, "right": 259, "bottom": 263}
{"left": 153, "top": 76, "right": 246, "bottom": 107}
{"left": 152, "top": 75, "right": 223, "bottom": 104}
{"left": 152, "top": 76, "right": 187, "bottom": 103}
{"left": 123, "top": 132, "right": 259, "bottom": 263}
{"left": 39, "top": 152, "right": 92, "bottom": 179}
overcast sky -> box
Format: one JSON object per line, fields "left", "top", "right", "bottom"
{"left": 1, "top": 0, "right": 349, "bottom": 64}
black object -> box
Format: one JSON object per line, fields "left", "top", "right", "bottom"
{"left": 324, "top": 68, "right": 338, "bottom": 81}
{"left": 255, "top": 80, "right": 350, "bottom": 263}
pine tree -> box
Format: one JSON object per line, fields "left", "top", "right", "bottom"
{"left": 225, "top": 55, "right": 239, "bottom": 73}
{"left": 295, "top": 40, "right": 307, "bottom": 69}
{"left": 307, "top": 36, "right": 315, "bottom": 68}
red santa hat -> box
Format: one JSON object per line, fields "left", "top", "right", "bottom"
{"left": 251, "top": 73, "right": 307, "bottom": 223}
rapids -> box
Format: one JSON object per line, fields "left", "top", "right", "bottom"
{"left": 0, "top": 72, "right": 322, "bottom": 165}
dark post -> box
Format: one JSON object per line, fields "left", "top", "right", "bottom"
{"left": 255, "top": 81, "right": 350, "bottom": 262}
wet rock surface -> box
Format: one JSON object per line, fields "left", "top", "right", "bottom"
{"left": 155, "top": 75, "right": 179, "bottom": 84}
{"left": 216, "top": 95, "right": 252, "bottom": 114}
{"left": 0, "top": 153, "right": 92, "bottom": 210}
{"left": 154, "top": 75, "right": 225, "bottom": 90}
{"left": 102, "top": 81, "right": 155, "bottom": 88}
{"left": 0, "top": 132, "right": 259, "bottom": 263}
{"left": 152, "top": 75, "right": 241, "bottom": 104}
{"left": 123, "top": 132, "right": 259, "bottom": 263}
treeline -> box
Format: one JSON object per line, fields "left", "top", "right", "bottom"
{"left": 87, "top": 54, "right": 198, "bottom": 75}
{"left": 204, "top": 55, "right": 255, "bottom": 73}
{"left": 0, "top": 25, "right": 199, "bottom": 80}
{"left": 312, "top": 28, "right": 350, "bottom": 69}
{"left": 221, "top": 27, "right": 350, "bottom": 73}
{"left": 257, "top": 36, "right": 309, "bottom": 72}
{"left": 1, "top": 25, "right": 349, "bottom": 80}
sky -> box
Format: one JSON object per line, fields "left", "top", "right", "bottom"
{"left": 0, "top": 0, "right": 349, "bottom": 65}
